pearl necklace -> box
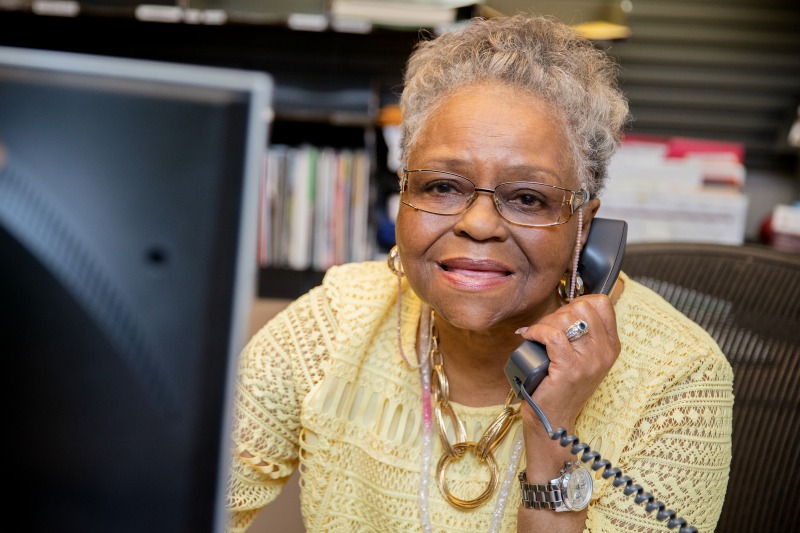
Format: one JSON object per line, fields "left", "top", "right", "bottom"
{"left": 416, "top": 307, "right": 524, "bottom": 532}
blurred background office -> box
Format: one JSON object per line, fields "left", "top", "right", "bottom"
{"left": 2, "top": 1, "right": 798, "bottom": 301}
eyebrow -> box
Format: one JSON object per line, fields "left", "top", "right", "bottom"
{"left": 417, "top": 161, "right": 565, "bottom": 185}
{"left": 498, "top": 166, "right": 564, "bottom": 185}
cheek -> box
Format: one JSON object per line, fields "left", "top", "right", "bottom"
{"left": 394, "top": 207, "right": 413, "bottom": 243}
{"left": 394, "top": 208, "right": 419, "bottom": 257}
{"left": 516, "top": 229, "right": 576, "bottom": 282}
{"left": 394, "top": 209, "right": 447, "bottom": 294}
{"left": 395, "top": 208, "right": 445, "bottom": 255}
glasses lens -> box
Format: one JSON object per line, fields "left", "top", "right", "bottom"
{"left": 403, "top": 170, "right": 474, "bottom": 215}
{"left": 495, "top": 182, "right": 569, "bottom": 226}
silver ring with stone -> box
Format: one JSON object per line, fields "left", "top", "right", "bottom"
{"left": 564, "top": 319, "right": 589, "bottom": 342}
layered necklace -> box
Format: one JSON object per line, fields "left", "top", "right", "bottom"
{"left": 416, "top": 307, "right": 524, "bottom": 533}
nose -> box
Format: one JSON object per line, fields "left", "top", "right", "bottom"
{"left": 453, "top": 189, "right": 508, "bottom": 241}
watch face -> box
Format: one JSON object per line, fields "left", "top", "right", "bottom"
{"left": 564, "top": 466, "right": 593, "bottom": 511}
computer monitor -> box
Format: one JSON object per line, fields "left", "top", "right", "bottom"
{"left": 0, "top": 46, "right": 272, "bottom": 532}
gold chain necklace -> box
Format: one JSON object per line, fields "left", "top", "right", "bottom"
{"left": 430, "top": 319, "right": 521, "bottom": 509}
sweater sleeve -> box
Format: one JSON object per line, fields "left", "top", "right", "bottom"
{"left": 225, "top": 285, "right": 336, "bottom": 533}
{"left": 584, "top": 279, "right": 734, "bottom": 532}
{"left": 587, "top": 350, "right": 733, "bottom": 532}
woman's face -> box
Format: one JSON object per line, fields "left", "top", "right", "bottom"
{"left": 396, "top": 83, "right": 597, "bottom": 333}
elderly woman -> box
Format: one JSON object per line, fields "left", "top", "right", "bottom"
{"left": 226, "top": 14, "right": 733, "bottom": 533}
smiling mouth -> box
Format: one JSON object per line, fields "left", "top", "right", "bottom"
{"left": 438, "top": 260, "right": 513, "bottom": 278}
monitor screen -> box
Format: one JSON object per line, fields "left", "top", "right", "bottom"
{"left": 0, "top": 46, "right": 272, "bottom": 533}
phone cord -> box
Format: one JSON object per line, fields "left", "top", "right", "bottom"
{"left": 514, "top": 378, "right": 698, "bottom": 533}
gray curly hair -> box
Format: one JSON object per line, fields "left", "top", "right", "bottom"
{"left": 399, "top": 14, "right": 630, "bottom": 196}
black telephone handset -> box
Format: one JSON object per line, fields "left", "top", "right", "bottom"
{"left": 504, "top": 218, "right": 697, "bottom": 533}
{"left": 504, "top": 217, "right": 627, "bottom": 397}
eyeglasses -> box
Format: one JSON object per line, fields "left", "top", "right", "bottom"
{"left": 400, "top": 169, "right": 589, "bottom": 227}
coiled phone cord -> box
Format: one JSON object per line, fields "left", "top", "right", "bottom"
{"left": 514, "top": 378, "right": 698, "bottom": 533}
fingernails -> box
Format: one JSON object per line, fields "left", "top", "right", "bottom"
{"left": 515, "top": 327, "right": 529, "bottom": 335}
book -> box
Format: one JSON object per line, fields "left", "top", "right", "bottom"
{"left": 350, "top": 149, "right": 371, "bottom": 262}
{"left": 287, "top": 145, "right": 316, "bottom": 270}
{"left": 313, "top": 147, "right": 337, "bottom": 270}
{"left": 770, "top": 203, "right": 800, "bottom": 254}
{"left": 258, "top": 144, "right": 374, "bottom": 270}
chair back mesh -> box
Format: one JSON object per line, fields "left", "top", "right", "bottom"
{"left": 621, "top": 243, "right": 800, "bottom": 533}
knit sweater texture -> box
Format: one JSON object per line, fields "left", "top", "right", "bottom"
{"left": 226, "top": 261, "right": 733, "bottom": 532}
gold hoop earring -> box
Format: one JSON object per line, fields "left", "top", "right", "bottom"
{"left": 558, "top": 272, "right": 584, "bottom": 304}
{"left": 387, "top": 245, "right": 404, "bottom": 276}
{"left": 389, "top": 245, "right": 418, "bottom": 369}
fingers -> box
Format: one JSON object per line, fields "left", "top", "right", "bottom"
{"left": 514, "top": 294, "right": 621, "bottom": 427}
{"left": 517, "top": 295, "right": 618, "bottom": 357}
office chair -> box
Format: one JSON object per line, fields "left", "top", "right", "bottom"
{"left": 621, "top": 242, "right": 800, "bottom": 533}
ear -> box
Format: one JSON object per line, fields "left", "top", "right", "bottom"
{"left": 579, "top": 198, "right": 602, "bottom": 248}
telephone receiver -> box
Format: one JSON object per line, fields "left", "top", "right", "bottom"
{"left": 504, "top": 217, "right": 628, "bottom": 398}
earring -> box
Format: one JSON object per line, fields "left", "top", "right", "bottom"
{"left": 387, "top": 245, "right": 404, "bottom": 276}
{"left": 558, "top": 272, "right": 585, "bottom": 304}
{"left": 388, "top": 245, "right": 419, "bottom": 369}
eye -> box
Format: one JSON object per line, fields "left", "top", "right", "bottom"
{"left": 427, "top": 180, "right": 461, "bottom": 194}
{"left": 503, "top": 186, "right": 550, "bottom": 209}
{"left": 517, "top": 192, "right": 546, "bottom": 206}
{"left": 415, "top": 174, "right": 472, "bottom": 196}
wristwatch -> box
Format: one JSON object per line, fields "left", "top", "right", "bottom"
{"left": 519, "top": 462, "right": 593, "bottom": 512}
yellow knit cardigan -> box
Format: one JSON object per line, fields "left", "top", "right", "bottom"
{"left": 226, "top": 261, "right": 733, "bottom": 532}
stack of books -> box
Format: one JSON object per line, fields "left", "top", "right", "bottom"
{"left": 768, "top": 203, "right": 800, "bottom": 254}
{"left": 600, "top": 134, "right": 748, "bottom": 245}
{"left": 258, "top": 144, "right": 373, "bottom": 271}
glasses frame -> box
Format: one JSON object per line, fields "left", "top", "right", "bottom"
{"left": 400, "top": 168, "right": 590, "bottom": 227}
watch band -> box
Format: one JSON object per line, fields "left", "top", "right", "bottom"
{"left": 518, "top": 471, "right": 564, "bottom": 509}
{"left": 519, "top": 462, "right": 593, "bottom": 512}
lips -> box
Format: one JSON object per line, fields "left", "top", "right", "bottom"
{"left": 437, "top": 257, "right": 513, "bottom": 283}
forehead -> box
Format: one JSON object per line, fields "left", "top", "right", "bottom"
{"left": 410, "top": 83, "right": 576, "bottom": 187}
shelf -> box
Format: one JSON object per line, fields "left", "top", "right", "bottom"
{"left": 258, "top": 267, "right": 326, "bottom": 299}
{"left": 274, "top": 109, "right": 374, "bottom": 128}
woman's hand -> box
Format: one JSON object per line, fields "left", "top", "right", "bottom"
{"left": 515, "top": 293, "right": 621, "bottom": 476}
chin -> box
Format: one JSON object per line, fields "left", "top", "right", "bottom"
{"left": 433, "top": 292, "right": 561, "bottom": 334}
{"left": 430, "top": 302, "right": 519, "bottom": 333}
